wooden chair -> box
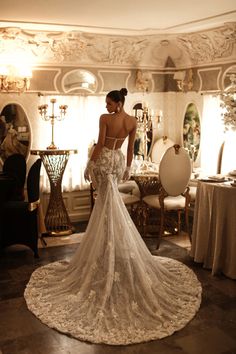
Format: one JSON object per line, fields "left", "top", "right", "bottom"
{"left": 143, "top": 144, "right": 192, "bottom": 249}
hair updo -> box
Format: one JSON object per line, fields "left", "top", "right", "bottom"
{"left": 106, "top": 88, "right": 128, "bottom": 105}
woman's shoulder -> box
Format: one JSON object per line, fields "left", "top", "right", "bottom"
{"left": 100, "top": 113, "right": 112, "bottom": 121}
{"left": 126, "top": 113, "right": 137, "bottom": 125}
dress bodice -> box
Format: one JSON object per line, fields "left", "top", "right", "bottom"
{"left": 105, "top": 135, "right": 126, "bottom": 150}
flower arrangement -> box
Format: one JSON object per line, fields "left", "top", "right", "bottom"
{"left": 220, "top": 74, "right": 236, "bottom": 131}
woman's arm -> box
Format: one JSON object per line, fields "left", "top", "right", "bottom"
{"left": 90, "top": 115, "right": 107, "bottom": 162}
{"left": 126, "top": 121, "right": 137, "bottom": 167}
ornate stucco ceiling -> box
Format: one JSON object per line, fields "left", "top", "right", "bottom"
{"left": 0, "top": 1, "right": 235, "bottom": 70}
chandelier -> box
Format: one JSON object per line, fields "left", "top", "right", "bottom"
{"left": 38, "top": 98, "right": 68, "bottom": 150}
{"left": 0, "top": 64, "right": 32, "bottom": 93}
{"left": 220, "top": 74, "right": 236, "bottom": 131}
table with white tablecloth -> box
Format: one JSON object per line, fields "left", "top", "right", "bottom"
{"left": 190, "top": 181, "right": 236, "bottom": 279}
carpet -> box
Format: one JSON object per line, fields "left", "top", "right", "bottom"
{"left": 38, "top": 232, "right": 190, "bottom": 257}
{"left": 38, "top": 233, "right": 85, "bottom": 248}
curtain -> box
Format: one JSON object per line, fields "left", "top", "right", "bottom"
{"left": 40, "top": 95, "right": 106, "bottom": 192}
{"left": 200, "top": 94, "right": 225, "bottom": 175}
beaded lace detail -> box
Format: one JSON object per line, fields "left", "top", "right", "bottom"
{"left": 24, "top": 147, "right": 202, "bottom": 345}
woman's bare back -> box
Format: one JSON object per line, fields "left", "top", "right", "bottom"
{"left": 103, "top": 112, "right": 136, "bottom": 150}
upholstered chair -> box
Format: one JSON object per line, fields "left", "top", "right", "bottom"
{"left": 3, "top": 153, "right": 26, "bottom": 201}
{"left": 0, "top": 159, "right": 42, "bottom": 257}
{"left": 143, "top": 144, "right": 192, "bottom": 249}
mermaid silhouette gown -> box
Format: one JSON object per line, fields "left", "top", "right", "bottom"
{"left": 24, "top": 138, "right": 202, "bottom": 345}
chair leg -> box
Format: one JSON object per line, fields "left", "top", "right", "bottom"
{"left": 177, "top": 210, "right": 181, "bottom": 235}
{"left": 34, "top": 250, "right": 39, "bottom": 258}
{"left": 157, "top": 209, "right": 165, "bottom": 249}
{"left": 40, "top": 234, "right": 47, "bottom": 247}
{"left": 185, "top": 207, "right": 191, "bottom": 242}
{"left": 142, "top": 204, "right": 149, "bottom": 237}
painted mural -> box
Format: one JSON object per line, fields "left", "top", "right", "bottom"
{"left": 183, "top": 103, "right": 200, "bottom": 161}
{"left": 0, "top": 104, "right": 30, "bottom": 164}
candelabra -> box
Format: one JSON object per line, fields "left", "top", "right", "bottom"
{"left": 38, "top": 98, "right": 68, "bottom": 149}
{"left": 134, "top": 105, "right": 152, "bottom": 160}
{"left": 185, "top": 144, "right": 196, "bottom": 172}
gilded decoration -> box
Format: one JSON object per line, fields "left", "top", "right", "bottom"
{"left": 0, "top": 23, "right": 235, "bottom": 68}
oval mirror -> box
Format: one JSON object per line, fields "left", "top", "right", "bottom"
{"left": 62, "top": 69, "right": 97, "bottom": 94}
{"left": 133, "top": 102, "right": 153, "bottom": 159}
{"left": 183, "top": 103, "right": 200, "bottom": 161}
{"left": 0, "top": 103, "right": 30, "bottom": 164}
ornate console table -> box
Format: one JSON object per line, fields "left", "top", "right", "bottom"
{"left": 31, "top": 149, "right": 77, "bottom": 236}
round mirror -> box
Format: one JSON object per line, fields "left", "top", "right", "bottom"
{"left": 62, "top": 69, "right": 97, "bottom": 94}
{"left": 183, "top": 103, "right": 201, "bottom": 161}
{"left": 0, "top": 103, "right": 30, "bottom": 164}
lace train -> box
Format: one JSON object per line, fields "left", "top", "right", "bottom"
{"left": 24, "top": 147, "right": 201, "bottom": 345}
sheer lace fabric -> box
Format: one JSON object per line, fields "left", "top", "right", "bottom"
{"left": 24, "top": 147, "right": 202, "bottom": 345}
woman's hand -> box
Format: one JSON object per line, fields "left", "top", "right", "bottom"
{"left": 84, "top": 160, "right": 95, "bottom": 182}
{"left": 123, "top": 167, "right": 131, "bottom": 181}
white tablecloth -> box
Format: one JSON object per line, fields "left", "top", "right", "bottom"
{"left": 190, "top": 181, "right": 236, "bottom": 279}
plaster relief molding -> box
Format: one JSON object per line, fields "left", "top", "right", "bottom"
{"left": 0, "top": 23, "right": 235, "bottom": 69}
{"left": 177, "top": 23, "right": 236, "bottom": 65}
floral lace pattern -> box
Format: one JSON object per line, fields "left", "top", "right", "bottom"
{"left": 24, "top": 147, "right": 202, "bottom": 345}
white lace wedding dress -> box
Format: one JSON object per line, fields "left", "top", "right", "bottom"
{"left": 24, "top": 145, "right": 202, "bottom": 345}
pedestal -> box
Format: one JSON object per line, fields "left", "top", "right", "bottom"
{"left": 31, "top": 149, "right": 77, "bottom": 236}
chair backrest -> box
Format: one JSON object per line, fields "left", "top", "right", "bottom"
{"left": 2, "top": 153, "right": 26, "bottom": 200}
{"left": 27, "top": 159, "right": 42, "bottom": 202}
{"left": 151, "top": 136, "right": 174, "bottom": 165}
{"left": 159, "top": 144, "right": 191, "bottom": 197}
{"left": 3, "top": 153, "right": 26, "bottom": 184}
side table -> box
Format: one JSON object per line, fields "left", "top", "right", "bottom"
{"left": 31, "top": 149, "right": 77, "bottom": 236}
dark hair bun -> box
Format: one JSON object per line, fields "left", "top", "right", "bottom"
{"left": 120, "top": 88, "right": 128, "bottom": 97}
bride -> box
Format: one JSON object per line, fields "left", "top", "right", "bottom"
{"left": 24, "top": 88, "right": 201, "bottom": 345}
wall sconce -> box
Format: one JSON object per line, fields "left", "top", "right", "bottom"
{"left": 38, "top": 98, "right": 68, "bottom": 150}
{"left": 0, "top": 64, "right": 32, "bottom": 93}
{"left": 135, "top": 70, "right": 150, "bottom": 93}
{"left": 174, "top": 69, "right": 193, "bottom": 92}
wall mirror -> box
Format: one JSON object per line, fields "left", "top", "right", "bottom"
{"left": 62, "top": 69, "right": 97, "bottom": 94}
{"left": 0, "top": 103, "right": 30, "bottom": 164}
{"left": 183, "top": 103, "right": 200, "bottom": 161}
{"left": 133, "top": 102, "right": 153, "bottom": 160}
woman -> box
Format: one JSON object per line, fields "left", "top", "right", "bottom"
{"left": 24, "top": 88, "right": 201, "bottom": 345}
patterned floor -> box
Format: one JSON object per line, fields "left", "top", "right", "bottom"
{"left": 0, "top": 224, "right": 236, "bottom": 354}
